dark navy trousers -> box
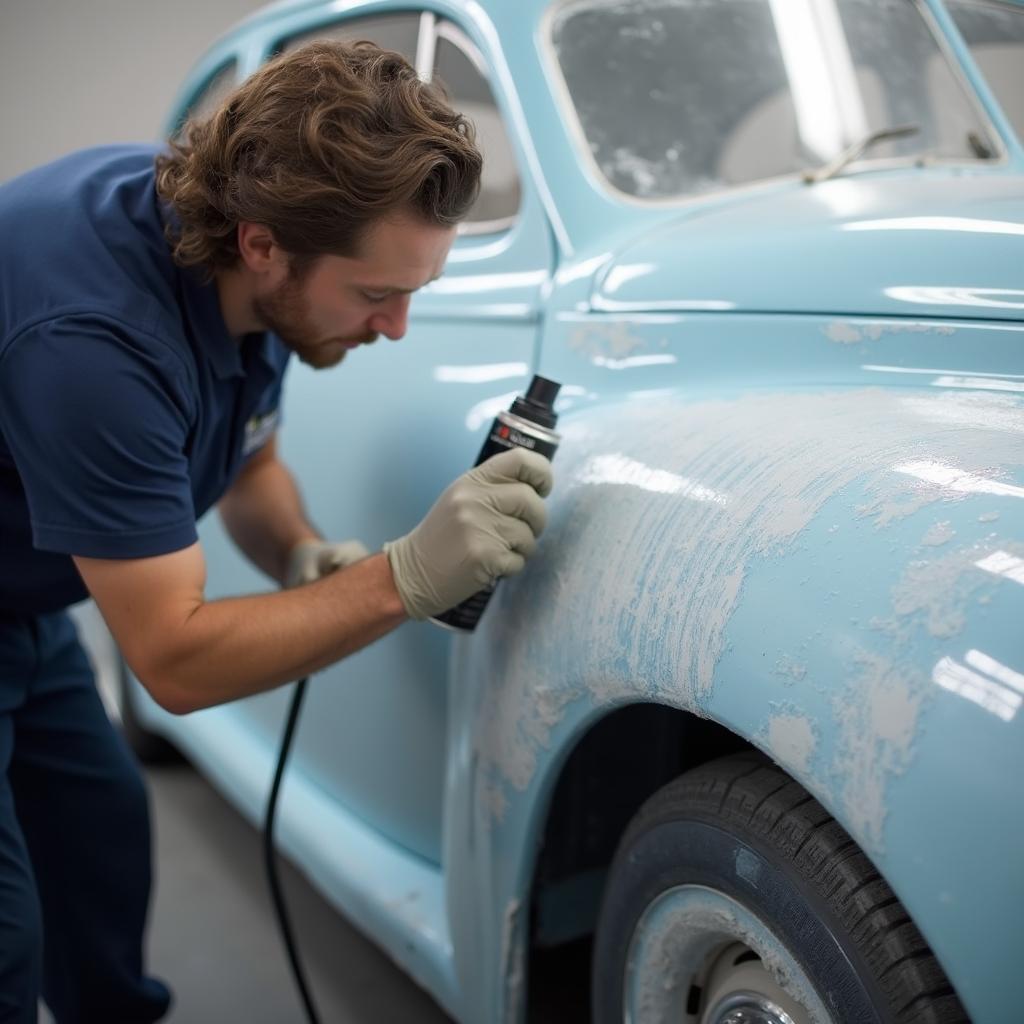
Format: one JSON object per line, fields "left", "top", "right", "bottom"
{"left": 0, "top": 610, "right": 171, "bottom": 1023}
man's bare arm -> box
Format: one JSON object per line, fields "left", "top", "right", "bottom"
{"left": 75, "top": 447, "right": 553, "bottom": 715}
{"left": 75, "top": 543, "right": 406, "bottom": 714}
{"left": 218, "top": 435, "right": 319, "bottom": 584}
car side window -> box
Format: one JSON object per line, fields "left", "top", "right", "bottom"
{"left": 274, "top": 13, "right": 420, "bottom": 62}
{"left": 948, "top": 0, "right": 1024, "bottom": 141}
{"left": 432, "top": 22, "right": 521, "bottom": 233}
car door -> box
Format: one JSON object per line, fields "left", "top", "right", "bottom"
{"left": 193, "top": 8, "right": 555, "bottom": 866}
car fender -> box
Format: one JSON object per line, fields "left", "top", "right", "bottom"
{"left": 445, "top": 382, "right": 1024, "bottom": 1023}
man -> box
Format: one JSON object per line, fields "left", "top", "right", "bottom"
{"left": 0, "top": 40, "right": 552, "bottom": 1022}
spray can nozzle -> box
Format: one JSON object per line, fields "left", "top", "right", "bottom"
{"left": 510, "top": 375, "right": 561, "bottom": 430}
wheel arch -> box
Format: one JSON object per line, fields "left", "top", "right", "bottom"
{"left": 525, "top": 701, "right": 751, "bottom": 954}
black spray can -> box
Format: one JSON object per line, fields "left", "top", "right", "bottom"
{"left": 431, "top": 375, "right": 562, "bottom": 632}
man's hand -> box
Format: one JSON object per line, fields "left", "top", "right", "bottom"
{"left": 285, "top": 539, "right": 370, "bottom": 588}
{"left": 383, "top": 447, "right": 554, "bottom": 620}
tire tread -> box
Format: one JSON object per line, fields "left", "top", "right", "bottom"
{"left": 618, "top": 752, "right": 969, "bottom": 1024}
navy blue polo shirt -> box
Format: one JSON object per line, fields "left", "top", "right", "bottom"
{"left": 0, "top": 145, "right": 291, "bottom": 613}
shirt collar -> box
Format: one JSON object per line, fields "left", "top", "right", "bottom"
{"left": 179, "top": 265, "right": 246, "bottom": 380}
{"left": 160, "top": 195, "right": 248, "bottom": 381}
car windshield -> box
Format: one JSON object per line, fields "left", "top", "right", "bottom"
{"left": 550, "top": 0, "right": 995, "bottom": 200}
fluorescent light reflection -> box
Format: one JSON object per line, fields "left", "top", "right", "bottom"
{"left": 845, "top": 217, "right": 1024, "bottom": 237}
{"left": 578, "top": 453, "right": 728, "bottom": 503}
{"left": 966, "top": 650, "right": 1024, "bottom": 696}
{"left": 434, "top": 362, "right": 528, "bottom": 384}
{"left": 975, "top": 550, "right": 1024, "bottom": 587}
{"left": 894, "top": 461, "right": 1024, "bottom": 500}
{"left": 592, "top": 354, "right": 677, "bottom": 370}
{"left": 464, "top": 391, "right": 519, "bottom": 431}
{"left": 933, "top": 656, "right": 1021, "bottom": 722}
{"left": 885, "top": 286, "right": 1024, "bottom": 311}
{"left": 555, "top": 253, "right": 612, "bottom": 286}
{"left": 931, "top": 375, "right": 1024, "bottom": 394}
{"left": 863, "top": 365, "right": 1024, "bottom": 381}
{"left": 603, "top": 263, "right": 656, "bottom": 294}
{"left": 426, "top": 270, "right": 547, "bottom": 293}
{"left": 593, "top": 298, "right": 737, "bottom": 312}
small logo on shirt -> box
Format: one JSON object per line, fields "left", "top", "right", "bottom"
{"left": 242, "top": 409, "right": 280, "bottom": 456}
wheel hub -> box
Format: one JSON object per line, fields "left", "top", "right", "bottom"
{"left": 705, "top": 990, "right": 798, "bottom": 1024}
{"left": 619, "top": 885, "right": 833, "bottom": 1024}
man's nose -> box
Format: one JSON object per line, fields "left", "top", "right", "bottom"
{"left": 369, "top": 294, "right": 410, "bottom": 341}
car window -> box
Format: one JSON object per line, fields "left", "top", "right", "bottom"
{"left": 175, "top": 60, "right": 237, "bottom": 137}
{"left": 432, "top": 23, "right": 521, "bottom": 232}
{"left": 948, "top": 0, "right": 1024, "bottom": 141}
{"left": 550, "top": 0, "right": 994, "bottom": 201}
{"left": 274, "top": 13, "right": 420, "bottom": 62}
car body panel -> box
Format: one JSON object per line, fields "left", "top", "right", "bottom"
{"left": 116, "top": 1, "right": 1024, "bottom": 1021}
{"left": 455, "top": 336, "right": 1024, "bottom": 1018}
{"left": 593, "top": 174, "right": 1024, "bottom": 321}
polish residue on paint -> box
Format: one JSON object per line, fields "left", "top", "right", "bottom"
{"left": 470, "top": 387, "right": 1023, "bottom": 827}
{"left": 568, "top": 321, "right": 645, "bottom": 361}
{"left": 833, "top": 652, "right": 925, "bottom": 853}
{"left": 921, "top": 521, "right": 956, "bottom": 547}
{"left": 825, "top": 321, "right": 863, "bottom": 344}
{"left": 825, "top": 320, "right": 957, "bottom": 343}
{"left": 773, "top": 655, "right": 808, "bottom": 683}
{"left": 764, "top": 710, "right": 817, "bottom": 774}
{"left": 883, "top": 540, "right": 1009, "bottom": 639}
{"left": 500, "top": 899, "right": 525, "bottom": 1023}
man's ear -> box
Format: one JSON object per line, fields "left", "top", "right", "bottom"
{"left": 237, "top": 222, "right": 287, "bottom": 275}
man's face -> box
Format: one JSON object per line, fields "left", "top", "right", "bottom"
{"left": 253, "top": 211, "right": 457, "bottom": 369}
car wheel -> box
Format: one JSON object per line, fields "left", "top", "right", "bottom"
{"left": 117, "top": 658, "right": 183, "bottom": 765}
{"left": 592, "top": 751, "right": 967, "bottom": 1024}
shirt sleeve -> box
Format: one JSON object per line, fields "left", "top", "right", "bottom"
{"left": 0, "top": 314, "right": 199, "bottom": 559}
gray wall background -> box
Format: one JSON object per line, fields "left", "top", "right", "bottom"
{"left": 0, "top": 0, "right": 266, "bottom": 184}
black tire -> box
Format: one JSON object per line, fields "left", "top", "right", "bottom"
{"left": 117, "top": 659, "right": 183, "bottom": 765}
{"left": 592, "top": 751, "right": 968, "bottom": 1024}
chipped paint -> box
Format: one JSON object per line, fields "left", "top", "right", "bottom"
{"left": 499, "top": 899, "right": 526, "bottom": 1024}
{"left": 773, "top": 655, "right": 808, "bottom": 683}
{"left": 825, "top": 321, "right": 863, "bottom": 344}
{"left": 567, "top": 321, "right": 646, "bottom": 361}
{"left": 825, "top": 320, "right": 958, "bottom": 343}
{"left": 921, "top": 520, "right": 956, "bottom": 547}
{"left": 765, "top": 711, "right": 817, "bottom": 774}
{"left": 833, "top": 653, "right": 924, "bottom": 854}
{"left": 882, "top": 540, "right": 1013, "bottom": 639}
{"left": 470, "top": 386, "right": 1023, "bottom": 834}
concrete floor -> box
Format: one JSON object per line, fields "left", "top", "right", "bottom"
{"left": 138, "top": 761, "right": 589, "bottom": 1023}
{"left": 143, "top": 761, "right": 456, "bottom": 1024}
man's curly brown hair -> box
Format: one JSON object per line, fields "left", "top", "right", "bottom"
{"left": 155, "top": 40, "right": 482, "bottom": 277}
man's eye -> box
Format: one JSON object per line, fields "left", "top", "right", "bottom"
{"left": 362, "top": 291, "right": 389, "bottom": 304}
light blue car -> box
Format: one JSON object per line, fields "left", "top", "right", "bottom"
{"left": 117, "top": 1, "right": 1024, "bottom": 1021}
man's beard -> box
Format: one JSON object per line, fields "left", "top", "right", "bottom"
{"left": 253, "top": 272, "right": 377, "bottom": 369}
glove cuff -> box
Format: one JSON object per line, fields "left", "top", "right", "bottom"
{"left": 382, "top": 538, "right": 434, "bottom": 621}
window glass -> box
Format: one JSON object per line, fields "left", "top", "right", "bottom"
{"left": 276, "top": 13, "right": 420, "bottom": 61}
{"left": 949, "top": 0, "right": 1024, "bottom": 141}
{"left": 433, "top": 30, "right": 521, "bottom": 228}
{"left": 551, "top": 0, "right": 994, "bottom": 201}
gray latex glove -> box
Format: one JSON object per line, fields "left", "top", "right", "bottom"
{"left": 383, "top": 447, "right": 554, "bottom": 620}
{"left": 285, "top": 539, "right": 371, "bottom": 588}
